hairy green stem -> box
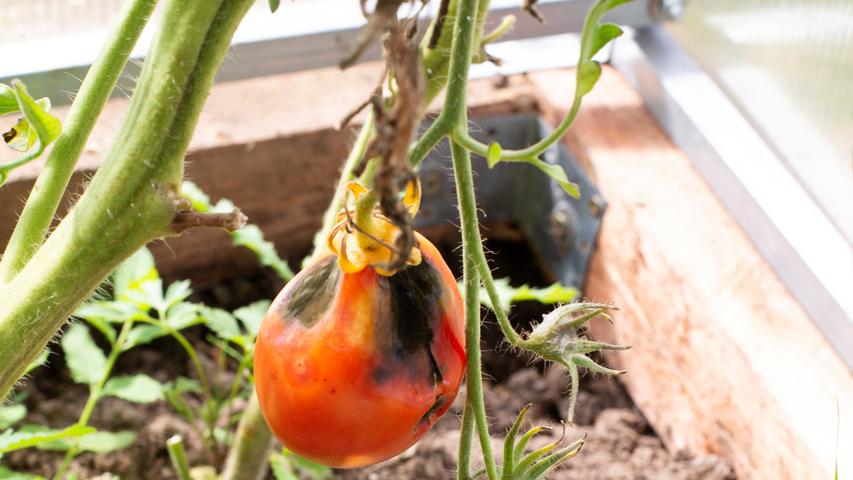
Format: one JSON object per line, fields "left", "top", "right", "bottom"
{"left": 476, "top": 260, "right": 523, "bottom": 346}
{"left": 0, "top": 0, "right": 158, "bottom": 284}
{"left": 452, "top": 140, "right": 498, "bottom": 480}
{"left": 451, "top": 91, "right": 583, "bottom": 162}
{"left": 0, "top": 0, "right": 252, "bottom": 400}
{"left": 457, "top": 403, "right": 475, "bottom": 480}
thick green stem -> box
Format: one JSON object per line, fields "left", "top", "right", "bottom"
{"left": 220, "top": 392, "right": 274, "bottom": 480}
{"left": 0, "top": 0, "right": 252, "bottom": 400}
{"left": 0, "top": 0, "right": 159, "bottom": 285}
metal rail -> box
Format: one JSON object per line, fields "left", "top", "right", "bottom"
{"left": 611, "top": 27, "right": 853, "bottom": 370}
{"left": 0, "top": 0, "right": 658, "bottom": 106}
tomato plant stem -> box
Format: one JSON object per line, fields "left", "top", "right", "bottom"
{"left": 457, "top": 405, "right": 475, "bottom": 479}
{"left": 452, "top": 139, "right": 499, "bottom": 480}
{"left": 0, "top": 0, "right": 159, "bottom": 285}
{"left": 0, "top": 0, "right": 254, "bottom": 400}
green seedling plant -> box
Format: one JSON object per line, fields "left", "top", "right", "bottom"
{"left": 1, "top": 0, "right": 632, "bottom": 478}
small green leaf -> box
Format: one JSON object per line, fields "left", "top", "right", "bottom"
{"left": 233, "top": 300, "right": 270, "bottom": 340}
{"left": 113, "top": 248, "right": 159, "bottom": 298}
{"left": 232, "top": 225, "right": 294, "bottom": 281}
{"left": 125, "top": 325, "right": 166, "bottom": 348}
{"left": 76, "top": 430, "right": 136, "bottom": 453}
{"left": 25, "top": 349, "right": 49, "bottom": 375}
{"left": 4, "top": 117, "right": 37, "bottom": 152}
{"left": 269, "top": 452, "right": 299, "bottom": 480}
{"left": 180, "top": 181, "right": 212, "bottom": 212}
{"left": 103, "top": 374, "right": 165, "bottom": 403}
{"left": 479, "top": 278, "right": 579, "bottom": 313}
{"left": 61, "top": 324, "right": 106, "bottom": 385}
{"left": 0, "top": 466, "right": 45, "bottom": 479}
{"left": 124, "top": 279, "right": 165, "bottom": 312}
{"left": 75, "top": 301, "right": 143, "bottom": 324}
{"left": 574, "top": 0, "right": 630, "bottom": 101}
{"left": 0, "top": 425, "right": 94, "bottom": 454}
{"left": 528, "top": 158, "right": 580, "bottom": 198}
{"left": 10, "top": 83, "right": 60, "bottom": 146}
{"left": 0, "top": 83, "right": 19, "bottom": 115}
{"left": 203, "top": 308, "right": 241, "bottom": 342}
{"left": 0, "top": 405, "right": 26, "bottom": 430}
{"left": 269, "top": 0, "right": 281, "bottom": 13}
{"left": 486, "top": 142, "right": 502, "bottom": 168}
{"left": 164, "top": 280, "right": 192, "bottom": 309}
{"left": 165, "top": 302, "right": 202, "bottom": 331}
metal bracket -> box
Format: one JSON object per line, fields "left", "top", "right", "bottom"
{"left": 415, "top": 113, "right": 606, "bottom": 290}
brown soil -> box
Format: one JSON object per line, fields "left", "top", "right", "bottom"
{"left": 3, "top": 239, "right": 735, "bottom": 479}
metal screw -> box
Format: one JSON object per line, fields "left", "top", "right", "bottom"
{"left": 549, "top": 202, "right": 577, "bottom": 257}
{"left": 650, "top": 0, "right": 687, "bottom": 22}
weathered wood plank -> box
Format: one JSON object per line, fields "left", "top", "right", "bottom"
{"left": 529, "top": 66, "right": 852, "bottom": 479}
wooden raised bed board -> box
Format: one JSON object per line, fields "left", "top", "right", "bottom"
{"left": 1, "top": 63, "right": 850, "bottom": 479}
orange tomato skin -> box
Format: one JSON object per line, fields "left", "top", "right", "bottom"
{"left": 254, "top": 234, "right": 465, "bottom": 468}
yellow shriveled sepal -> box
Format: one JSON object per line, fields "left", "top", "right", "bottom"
{"left": 328, "top": 179, "right": 422, "bottom": 276}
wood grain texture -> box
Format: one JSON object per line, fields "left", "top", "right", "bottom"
{"left": 529, "top": 67, "right": 853, "bottom": 479}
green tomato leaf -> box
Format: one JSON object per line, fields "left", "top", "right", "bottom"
{"left": 204, "top": 308, "right": 242, "bottom": 342}
{"left": 76, "top": 430, "right": 136, "bottom": 453}
{"left": 164, "top": 280, "right": 193, "bottom": 309}
{"left": 4, "top": 117, "right": 37, "bottom": 152}
{"left": 233, "top": 300, "right": 270, "bottom": 341}
{"left": 476, "top": 278, "right": 579, "bottom": 313}
{"left": 574, "top": 0, "right": 629, "bottom": 101}
{"left": 124, "top": 279, "right": 165, "bottom": 313}
{"left": 75, "top": 301, "right": 143, "bottom": 324}
{"left": 527, "top": 158, "right": 580, "bottom": 198}
{"left": 269, "top": 0, "right": 281, "bottom": 13}
{"left": 0, "top": 83, "right": 19, "bottom": 115}
{"left": 10, "top": 83, "right": 60, "bottom": 146}
{"left": 0, "top": 82, "right": 61, "bottom": 186}
{"left": 125, "top": 325, "right": 166, "bottom": 348}
{"left": 166, "top": 302, "right": 202, "bottom": 331}
{"left": 0, "top": 406, "right": 27, "bottom": 430}
{"left": 113, "top": 248, "right": 159, "bottom": 298}
{"left": 103, "top": 374, "right": 165, "bottom": 403}
{"left": 232, "top": 225, "right": 294, "bottom": 281}
{"left": 0, "top": 466, "right": 45, "bottom": 479}
{"left": 61, "top": 324, "right": 106, "bottom": 385}
{"left": 0, "top": 425, "right": 94, "bottom": 454}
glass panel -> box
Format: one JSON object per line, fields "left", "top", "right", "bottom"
{"left": 667, "top": 0, "right": 853, "bottom": 242}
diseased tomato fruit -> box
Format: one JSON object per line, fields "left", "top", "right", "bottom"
{"left": 254, "top": 181, "right": 466, "bottom": 468}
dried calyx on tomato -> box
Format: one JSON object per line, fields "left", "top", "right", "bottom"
{"left": 254, "top": 180, "right": 466, "bottom": 468}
